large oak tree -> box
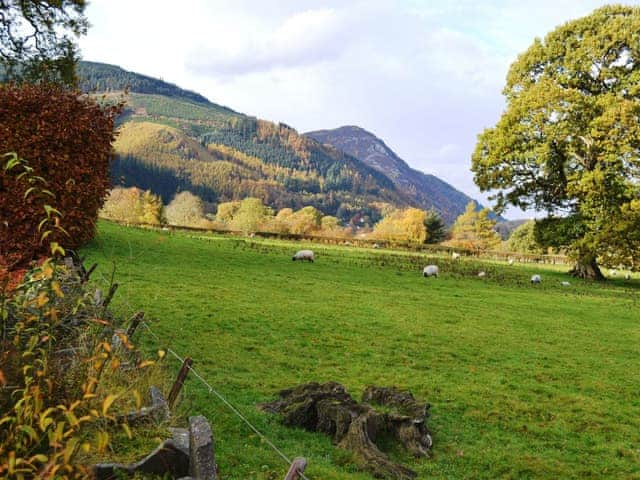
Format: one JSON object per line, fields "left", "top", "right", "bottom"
{"left": 472, "top": 5, "right": 640, "bottom": 279}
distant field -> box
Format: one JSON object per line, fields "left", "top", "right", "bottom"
{"left": 83, "top": 221, "right": 640, "bottom": 479}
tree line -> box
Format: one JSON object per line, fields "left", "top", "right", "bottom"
{"left": 105, "top": 188, "right": 547, "bottom": 250}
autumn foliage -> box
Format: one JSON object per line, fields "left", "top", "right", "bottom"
{"left": 0, "top": 83, "right": 122, "bottom": 269}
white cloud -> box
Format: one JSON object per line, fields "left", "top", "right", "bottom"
{"left": 185, "top": 8, "right": 349, "bottom": 76}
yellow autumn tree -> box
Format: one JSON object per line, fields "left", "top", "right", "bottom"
{"left": 318, "top": 215, "right": 344, "bottom": 237}
{"left": 140, "top": 190, "right": 164, "bottom": 225}
{"left": 228, "top": 197, "right": 273, "bottom": 233}
{"left": 100, "top": 187, "right": 142, "bottom": 223}
{"left": 372, "top": 208, "right": 428, "bottom": 243}
{"left": 447, "top": 201, "right": 501, "bottom": 250}
{"left": 101, "top": 187, "right": 162, "bottom": 225}
{"left": 288, "top": 206, "right": 323, "bottom": 235}
{"left": 215, "top": 201, "right": 241, "bottom": 223}
{"left": 269, "top": 208, "right": 295, "bottom": 234}
{"left": 165, "top": 191, "right": 212, "bottom": 228}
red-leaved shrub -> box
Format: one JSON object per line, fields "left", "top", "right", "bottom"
{"left": 0, "top": 83, "right": 122, "bottom": 269}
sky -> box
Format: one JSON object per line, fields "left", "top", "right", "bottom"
{"left": 79, "top": 0, "right": 638, "bottom": 219}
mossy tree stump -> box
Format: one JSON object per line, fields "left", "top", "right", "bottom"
{"left": 260, "top": 382, "right": 432, "bottom": 479}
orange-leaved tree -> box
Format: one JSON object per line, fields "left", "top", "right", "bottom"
{"left": 0, "top": 83, "right": 122, "bottom": 269}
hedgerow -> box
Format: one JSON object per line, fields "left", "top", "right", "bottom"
{"left": 0, "top": 83, "right": 122, "bottom": 270}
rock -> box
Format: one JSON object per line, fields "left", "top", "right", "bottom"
{"left": 150, "top": 385, "right": 171, "bottom": 420}
{"left": 189, "top": 415, "right": 217, "bottom": 479}
{"left": 169, "top": 427, "right": 190, "bottom": 450}
{"left": 93, "top": 439, "right": 189, "bottom": 479}
{"left": 94, "top": 415, "right": 219, "bottom": 479}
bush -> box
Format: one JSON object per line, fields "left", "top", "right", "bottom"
{"left": 0, "top": 83, "right": 121, "bottom": 270}
{"left": 0, "top": 256, "right": 165, "bottom": 477}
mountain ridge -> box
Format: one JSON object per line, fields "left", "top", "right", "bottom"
{"left": 306, "top": 125, "right": 484, "bottom": 224}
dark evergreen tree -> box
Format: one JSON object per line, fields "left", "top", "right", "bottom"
{"left": 424, "top": 210, "right": 447, "bottom": 244}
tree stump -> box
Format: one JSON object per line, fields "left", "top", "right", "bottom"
{"left": 260, "top": 382, "right": 432, "bottom": 479}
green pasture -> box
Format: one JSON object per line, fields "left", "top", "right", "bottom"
{"left": 83, "top": 221, "right": 640, "bottom": 479}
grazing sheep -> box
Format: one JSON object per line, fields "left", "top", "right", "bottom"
{"left": 478, "top": 271, "right": 486, "bottom": 278}
{"left": 423, "top": 265, "right": 439, "bottom": 278}
{"left": 292, "top": 250, "right": 314, "bottom": 262}
{"left": 372, "top": 243, "right": 380, "bottom": 249}
{"left": 625, "top": 272, "right": 631, "bottom": 280}
{"left": 452, "top": 252, "right": 460, "bottom": 260}
{"left": 610, "top": 269, "right": 618, "bottom": 277}
{"left": 531, "top": 274, "right": 542, "bottom": 284}
{"left": 508, "top": 258, "right": 514, "bottom": 265}
{"left": 561, "top": 281, "right": 571, "bottom": 286}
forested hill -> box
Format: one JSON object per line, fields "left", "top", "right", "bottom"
{"left": 79, "top": 62, "right": 408, "bottom": 223}
{"left": 78, "top": 61, "right": 232, "bottom": 110}
{"left": 306, "top": 126, "right": 485, "bottom": 224}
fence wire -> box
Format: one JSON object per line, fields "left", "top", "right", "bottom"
{"left": 140, "top": 321, "right": 310, "bottom": 480}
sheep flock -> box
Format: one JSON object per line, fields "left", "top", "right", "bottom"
{"left": 289, "top": 246, "right": 634, "bottom": 286}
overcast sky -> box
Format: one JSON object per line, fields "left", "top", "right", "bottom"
{"left": 79, "top": 0, "right": 638, "bottom": 219}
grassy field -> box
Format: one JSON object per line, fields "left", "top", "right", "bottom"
{"left": 83, "top": 221, "right": 640, "bottom": 479}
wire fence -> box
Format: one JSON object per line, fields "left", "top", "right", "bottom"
{"left": 139, "top": 320, "right": 311, "bottom": 480}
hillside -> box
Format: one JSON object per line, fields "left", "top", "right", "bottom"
{"left": 81, "top": 62, "right": 490, "bottom": 224}
{"left": 113, "top": 120, "right": 386, "bottom": 213}
{"left": 306, "top": 126, "right": 483, "bottom": 224}
{"left": 78, "top": 61, "right": 222, "bottom": 108}
{"left": 80, "top": 62, "right": 406, "bottom": 222}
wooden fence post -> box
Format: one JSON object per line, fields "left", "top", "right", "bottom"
{"left": 168, "top": 357, "right": 193, "bottom": 408}
{"left": 284, "top": 457, "right": 307, "bottom": 480}
{"left": 82, "top": 263, "right": 98, "bottom": 283}
{"left": 126, "top": 311, "right": 144, "bottom": 338}
{"left": 102, "top": 283, "right": 119, "bottom": 308}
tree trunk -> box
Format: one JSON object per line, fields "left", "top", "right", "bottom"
{"left": 569, "top": 254, "right": 605, "bottom": 280}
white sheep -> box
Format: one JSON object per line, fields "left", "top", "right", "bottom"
{"left": 423, "top": 265, "right": 439, "bottom": 278}
{"left": 561, "top": 281, "right": 571, "bottom": 286}
{"left": 610, "top": 269, "right": 618, "bottom": 277}
{"left": 292, "top": 250, "right": 314, "bottom": 262}
{"left": 531, "top": 274, "right": 542, "bottom": 284}
{"left": 625, "top": 273, "right": 631, "bottom": 280}
{"left": 452, "top": 252, "right": 460, "bottom": 260}
{"left": 478, "top": 271, "right": 486, "bottom": 278}
{"left": 373, "top": 243, "right": 380, "bottom": 249}
{"left": 508, "top": 258, "right": 514, "bottom": 265}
